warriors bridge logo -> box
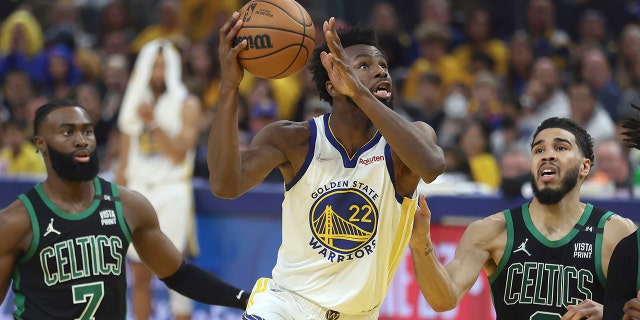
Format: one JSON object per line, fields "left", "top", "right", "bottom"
{"left": 309, "top": 187, "right": 378, "bottom": 263}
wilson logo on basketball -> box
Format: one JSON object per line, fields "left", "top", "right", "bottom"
{"left": 234, "top": 34, "right": 274, "bottom": 50}
{"left": 359, "top": 155, "right": 384, "bottom": 166}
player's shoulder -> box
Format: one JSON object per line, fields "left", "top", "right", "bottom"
{"left": 255, "top": 119, "right": 312, "bottom": 145}
{"left": 465, "top": 212, "right": 508, "bottom": 239}
{"left": 115, "top": 185, "right": 154, "bottom": 213}
{"left": 0, "top": 198, "right": 31, "bottom": 231}
{"left": 604, "top": 212, "right": 637, "bottom": 235}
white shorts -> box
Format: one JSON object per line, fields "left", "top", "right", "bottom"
{"left": 126, "top": 181, "right": 195, "bottom": 261}
{"left": 242, "top": 278, "right": 379, "bottom": 320}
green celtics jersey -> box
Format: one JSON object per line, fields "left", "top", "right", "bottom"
{"left": 489, "top": 203, "right": 612, "bottom": 320}
{"left": 12, "top": 177, "right": 132, "bottom": 320}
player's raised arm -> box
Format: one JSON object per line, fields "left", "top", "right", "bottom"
{"left": 410, "top": 195, "right": 500, "bottom": 311}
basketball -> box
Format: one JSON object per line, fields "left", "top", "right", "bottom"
{"left": 235, "top": 0, "right": 315, "bottom": 79}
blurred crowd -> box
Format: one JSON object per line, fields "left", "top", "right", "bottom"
{"left": 0, "top": 0, "right": 639, "bottom": 199}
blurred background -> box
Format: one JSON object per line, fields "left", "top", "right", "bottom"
{"left": 0, "top": 0, "right": 639, "bottom": 319}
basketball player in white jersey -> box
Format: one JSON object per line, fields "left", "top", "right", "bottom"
{"left": 211, "top": 14, "right": 445, "bottom": 319}
{"left": 115, "top": 39, "right": 201, "bottom": 320}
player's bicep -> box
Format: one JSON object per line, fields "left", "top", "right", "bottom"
{"left": 238, "top": 123, "right": 289, "bottom": 188}
{"left": 0, "top": 202, "right": 31, "bottom": 300}
{"left": 120, "top": 189, "right": 182, "bottom": 278}
{"left": 446, "top": 220, "right": 495, "bottom": 293}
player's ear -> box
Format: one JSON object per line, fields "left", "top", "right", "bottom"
{"left": 33, "top": 136, "right": 46, "bottom": 154}
{"left": 580, "top": 158, "right": 591, "bottom": 177}
{"left": 325, "top": 80, "right": 338, "bottom": 97}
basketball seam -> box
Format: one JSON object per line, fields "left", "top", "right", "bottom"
{"left": 261, "top": 0, "right": 313, "bottom": 27}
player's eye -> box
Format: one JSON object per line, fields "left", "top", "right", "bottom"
{"left": 358, "top": 63, "right": 368, "bottom": 70}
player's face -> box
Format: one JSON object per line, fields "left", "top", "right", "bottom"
{"left": 37, "top": 107, "right": 100, "bottom": 182}
{"left": 529, "top": 128, "right": 587, "bottom": 204}
{"left": 344, "top": 44, "right": 393, "bottom": 108}
{"left": 150, "top": 53, "right": 166, "bottom": 93}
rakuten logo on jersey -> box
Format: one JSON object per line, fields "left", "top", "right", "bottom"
{"left": 359, "top": 155, "right": 384, "bottom": 166}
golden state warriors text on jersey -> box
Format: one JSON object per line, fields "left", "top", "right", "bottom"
{"left": 308, "top": 180, "right": 379, "bottom": 263}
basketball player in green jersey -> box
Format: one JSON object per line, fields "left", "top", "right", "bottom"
{"left": 410, "top": 117, "right": 637, "bottom": 320}
{"left": 0, "top": 100, "right": 249, "bottom": 319}
{"left": 603, "top": 107, "right": 640, "bottom": 320}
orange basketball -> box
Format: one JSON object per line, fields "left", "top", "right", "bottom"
{"left": 235, "top": 0, "right": 315, "bottom": 79}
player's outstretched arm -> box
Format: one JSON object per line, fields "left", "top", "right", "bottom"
{"left": 120, "top": 187, "right": 249, "bottom": 309}
{"left": 0, "top": 200, "right": 31, "bottom": 302}
{"left": 409, "top": 195, "right": 498, "bottom": 311}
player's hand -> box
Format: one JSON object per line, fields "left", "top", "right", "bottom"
{"left": 622, "top": 291, "right": 640, "bottom": 320}
{"left": 219, "top": 11, "right": 247, "bottom": 89}
{"left": 563, "top": 299, "right": 601, "bottom": 320}
{"left": 409, "top": 195, "right": 433, "bottom": 250}
{"left": 320, "top": 17, "right": 363, "bottom": 99}
{"left": 137, "top": 101, "right": 154, "bottom": 123}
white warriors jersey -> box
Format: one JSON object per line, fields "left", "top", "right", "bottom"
{"left": 272, "top": 114, "right": 418, "bottom": 314}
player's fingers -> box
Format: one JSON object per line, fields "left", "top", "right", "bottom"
{"left": 220, "top": 11, "right": 241, "bottom": 38}
{"left": 319, "top": 51, "right": 333, "bottom": 72}
{"left": 225, "top": 17, "right": 244, "bottom": 45}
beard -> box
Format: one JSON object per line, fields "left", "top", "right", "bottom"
{"left": 530, "top": 163, "right": 580, "bottom": 205}
{"left": 345, "top": 94, "right": 394, "bottom": 109}
{"left": 48, "top": 146, "right": 100, "bottom": 182}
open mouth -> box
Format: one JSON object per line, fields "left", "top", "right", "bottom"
{"left": 373, "top": 82, "right": 391, "bottom": 99}
{"left": 538, "top": 164, "right": 558, "bottom": 182}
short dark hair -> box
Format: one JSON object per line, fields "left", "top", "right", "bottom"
{"left": 531, "top": 117, "right": 595, "bottom": 164}
{"left": 33, "top": 99, "right": 82, "bottom": 136}
{"left": 308, "top": 25, "right": 378, "bottom": 105}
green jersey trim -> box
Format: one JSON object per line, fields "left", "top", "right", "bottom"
{"left": 34, "top": 178, "right": 102, "bottom": 220}
{"left": 522, "top": 203, "right": 593, "bottom": 248}
{"left": 110, "top": 182, "right": 132, "bottom": 243}
{"left": 594, "top": 211, "right": 613, "bottom": 286}
{"left": 489, "top": 210, "right": 514, "bottom": 284}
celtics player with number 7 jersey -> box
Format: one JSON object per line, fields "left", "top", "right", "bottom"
{"left": 410, "top": 117, "right": 637, "bottom": 320}
{"left": 0, "top": 100, "right": 250, "bottom": 319}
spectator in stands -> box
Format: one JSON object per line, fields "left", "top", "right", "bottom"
{"left": 568, "top": 82, "right": 615, "bottom": 145}
{"left": 452, "top": 5, "right": 508, "bottom": 78}
{"left": 518, "top": 0, "right": 572, "bottom": 70}
{"left": 505, "top": 31, "right": 534, "bottom": 98}
{"left": 0, "top": 118, "right": 45, "bottom": 177}
{"left": 499, "top": 148, "right": 531, "bottom": 199}
{"left": 614, "top": 24, "right": 640, "bottom": 91}
{"left": 369, "top": 1, "right": 413, "bottom": 73}
{"left": 417, "top": 0, "right": 465, "bottom": 53}
{"left": 0, "top": 9, "right": 47, "bottom": 85}
{"left": 116, "top": 39, "right": 201, "bottom": 320}
{"left": 403, "top": 72, "right": 445, "bottom": 131}
{"left": 42, "top": 43, "right": 82, "bottom": 99}
{"left": 585, "top": 138, "right": 634, "bottom": 199}
{"left": 517, "top": 57, "right": 571, "bottom": 149}
{"left": 0, "top": 70, "right": 36, "bottom": 124}
{"left": 571, "top": 9, "right": 616, "bottom": 70}
{"left": 411, "top": 117, "right": 637, "bottom": 319}
{"left": 130, "top": 0, "right": 186, "bottom": 54}
{"left": 467, "top": 71, "right": 503, "bottom": 131}
{"left": 580, "top": 47, "right": 622, "bottom": 121}
{"left": 459, "top": 118, "right": 501, "bottom": 191}
{"left": 402, "top": 22, "right": 469, "bottom": 103}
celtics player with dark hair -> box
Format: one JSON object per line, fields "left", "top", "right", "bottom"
{"left": 602, "top": 105, "right": 640, "bottom": 320}
{"left": 0, "top": 99, "right": 249, "bottom": 319}
{"left": 410, "top": 117, "right": 637, "bottom": 319}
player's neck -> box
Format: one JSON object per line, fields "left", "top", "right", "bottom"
{"left": 327, "top": 111, "right": 376, "bottom": 156}
{"left": 42, "top": 176, "right": 96, "bottom": 211}
{"left": 529, "top": 196, "right": 586, "bottom": 240}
